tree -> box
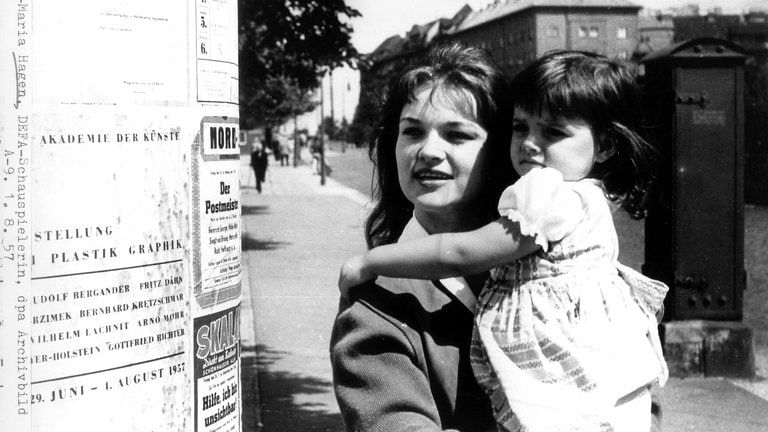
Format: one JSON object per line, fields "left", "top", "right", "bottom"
{"left": 238, "top": 0, "right": 360, "bottom": 135}
{"left": 321, "top": 115, "right": 340, "bottom": 141}
{"left": 349, "top": 56, "right": 414, "bottom": 148}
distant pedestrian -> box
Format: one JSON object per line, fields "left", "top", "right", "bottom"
{"left": 279, "top": 139, "right": 292, "bottom": 166}
{"left": 250, "top": 140, "right": 269, "bottom": 193}
{"left": 310, "top": 137, "right": 322, "bottom": 175}
{"left": 295, "top": 132, "right": 306, "bottom": 162}
{"left": 272, "top": 139, "right": 282, "bottom": 162}
{"left": 309, "top": 137, "right": 332, "bottom": 176}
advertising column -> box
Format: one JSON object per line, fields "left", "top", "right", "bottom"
{"left": 0, "top": 1, "right": 241, "bottom": 431}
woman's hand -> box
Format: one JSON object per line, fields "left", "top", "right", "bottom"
{"left": 338, "top": 254, "right": 376, "bottom": 299}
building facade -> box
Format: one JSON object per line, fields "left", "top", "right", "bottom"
{"left": 635, "top": 14, "right": 675, "bottom": 59}
{"left": 441, "top": 0, "right": 641, "bottom": 76}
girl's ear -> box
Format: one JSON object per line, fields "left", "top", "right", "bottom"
{"left": 595, "top": 136, "right": 616, "bottom": 163}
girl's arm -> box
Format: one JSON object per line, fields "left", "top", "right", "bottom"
{"left": 339, "top": 217, "right": 539, "bottom": 294}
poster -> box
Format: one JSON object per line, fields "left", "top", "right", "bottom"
{"left": 196, "top": 0, "right": 239, "bottom": 104}
{"left": 0, "top": 0, "right": 240, "bottom": 431}
{"left": 194, "top": 304, "right": 241, "bottom": 432}
{"left": 194, "top": 117, "right": 242, "bottom": 308}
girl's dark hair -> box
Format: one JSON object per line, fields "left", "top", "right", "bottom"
{"left": 511, "top": 50, "right": 657, "bottom": 219}
{"left": 365, "top": 42, "right": 514, "bottom": 248}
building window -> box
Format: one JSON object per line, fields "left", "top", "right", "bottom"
{"left": 528, "top": 28, "right": 534, "bottom": 41}
{"left": 589, "top": 26, "right": 599, "bottom": 38}
{"left": 617, "top": 27, "right": 627, "bottom": 39}
{"left": 546, "top": 25, "right": 559, "bottom": 38}
{"left": 578, "top": 26, "right": 587, "bottom": 38}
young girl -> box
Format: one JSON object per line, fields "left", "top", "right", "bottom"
{"left": 339, "top": 51, "right": 668, "bottom": 431}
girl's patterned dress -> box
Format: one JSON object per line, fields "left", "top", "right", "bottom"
{"left": 471, "top": 168, "right": 668, "bottom": 432}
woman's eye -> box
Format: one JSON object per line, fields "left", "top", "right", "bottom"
{"left": 400, "top": 126, "right": 423, "bottom": 138}
{"left": 445, "top": 130, "right": 474, "bottom": 142}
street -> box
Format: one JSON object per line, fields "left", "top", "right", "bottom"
{"left": 239, "top": 144, "right": 768, "bottom": 432}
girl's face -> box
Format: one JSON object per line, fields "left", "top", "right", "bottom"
{"left": 396, "top": 85, "right": 488, "bottom": 217}
{"left": 510, "top": 107, "right": 612, "bottom": 181}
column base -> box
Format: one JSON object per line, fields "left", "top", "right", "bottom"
{"left": 661, "top": 320, "right": 756, "bottom": 378}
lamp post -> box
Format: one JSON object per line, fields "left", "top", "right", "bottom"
{"left": 329, "top": 68, "right": 335, "bottom": 141}
{"left": 293, "top": 113, "right": 299, "bottom": 167}
{"left": 319, "top": 70, "right": 326, "bottom": 186}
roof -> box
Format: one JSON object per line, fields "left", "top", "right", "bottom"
{"left": 368, "top": 4, "right": 474, "bottom": 60}
{"left": 454, "top": 0, "right": 642, "bottom": 33}
{"left": 370, "top": 35, "right": 406, "bottom": 61}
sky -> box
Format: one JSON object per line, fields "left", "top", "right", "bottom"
{"left": 346, "top": 0, "right": 768, "bottom": 54}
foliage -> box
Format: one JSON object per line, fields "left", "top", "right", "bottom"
{"left": 349, "top": 57, "right": 415, "bottom": 147}
{"left": 239, "top": 0, "right": 361, "bottom": 130}
{"left": 321, "top": 116, "right": 352, "bottom": 142}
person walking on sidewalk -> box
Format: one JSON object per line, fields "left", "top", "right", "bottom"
{"left": 279, "top": 138, "right": 292, "bottom": 166}
{"left": 339, "top": 51, "right": 669, "bottom": 431}
{"left": 330, "top": 43, "right": 514, "bottom": 432}
{"left": 250, "top": 139, "right": 269, "bottom": 193}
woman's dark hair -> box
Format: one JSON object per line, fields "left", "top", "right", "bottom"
{"left": 510, "top": 50, "right": 657, "bottom": 219}
{"left": 365, "top": 42, "right": 514, "bottom": 248}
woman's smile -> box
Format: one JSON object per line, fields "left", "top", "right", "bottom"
{"left": 413, "top": 168, "right": 454, "bottom": 183}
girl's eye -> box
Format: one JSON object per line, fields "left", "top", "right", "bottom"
{"left": 544, "top": 127, "right": 567, "bottom": 138}
{"left": 511, "top": 123, "right": 527, "bottom": 134}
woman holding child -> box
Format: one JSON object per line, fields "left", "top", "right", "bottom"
{"left": 331, "top": 42, "right": 664, "bottom": 431}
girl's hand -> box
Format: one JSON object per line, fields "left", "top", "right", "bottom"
{"left": 338, "top": 254, "right": 375, "bottom": 299}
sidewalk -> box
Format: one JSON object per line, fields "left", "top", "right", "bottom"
{"left": 239, "top": 149, "right": 368, "bottom": 432}
{"left": 239, "top": 149, "right": 768, "bottom": 432}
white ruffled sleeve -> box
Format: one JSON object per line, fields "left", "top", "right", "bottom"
{"left": 498, "top": 168, "right": 585, "bottom": 250}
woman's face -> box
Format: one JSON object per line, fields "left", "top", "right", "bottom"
{"left": 395, "top": 85, "right": 488, "bottom": 218}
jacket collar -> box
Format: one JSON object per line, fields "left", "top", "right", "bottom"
{"left": 399, "top": 216, "right": 477, "bottom": 313}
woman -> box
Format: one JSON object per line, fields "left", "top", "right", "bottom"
{"left": 330, "top": 43, "right": 514, "bottom": 431}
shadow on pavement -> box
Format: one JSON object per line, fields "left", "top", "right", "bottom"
{"left": 241, "top": 343, "right": 343, "bottom": 432}
{"left": 242, "top": 205, "right": 270, "bottom": 216}
{"left": 242, "top": 347, "right": 263, "bottom": 432}
{"left": 241, "top": 234, "right": 290, "bottom": 251}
